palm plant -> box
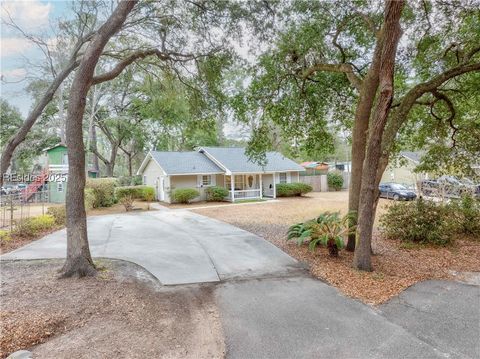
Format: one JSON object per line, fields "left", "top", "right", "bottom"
{"left": 287, "top": 212, "right": 355, "bottom": 257}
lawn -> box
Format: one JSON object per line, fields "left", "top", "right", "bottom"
{"left": 193, "top": 191, "right": 480, "bottom": 305}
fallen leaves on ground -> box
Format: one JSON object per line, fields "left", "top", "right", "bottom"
{"left": 1, "top": 260, "right": 224, "bottom": 359}
{"left": 193, "top": 192, "right": 480, "bottom": 305}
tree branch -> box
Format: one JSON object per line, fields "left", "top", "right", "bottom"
{"left": 302, "top": 63, "right": 363, "bottom": 91}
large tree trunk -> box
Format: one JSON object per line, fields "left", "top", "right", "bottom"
{"left": 61, "top": 0, "right": 136, "bottom": 277}
{"left": 346, "top": 32, "right": 385, "bottom": 251}
{"left": 353, "top": 0, "right": 405, "bottom": 271}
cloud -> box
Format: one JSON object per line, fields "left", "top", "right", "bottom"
{"left": 1, "top": 37, "right": 33, "bottom": 57}
{"left": 1, "top": 67, "right": 27, "bottom": 81}
{"left": 1, "top": 0, "right": 51, "bottom": 31}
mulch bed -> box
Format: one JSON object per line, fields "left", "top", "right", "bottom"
{"left": 0, "top": 259, "right": 224, "bottom": 358}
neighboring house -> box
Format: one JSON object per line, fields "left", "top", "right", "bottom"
{"left": 137, "top": 147, "right": 305, "bottom": 203}
{"left": 45, "top": 144, "right": 69, "bottom": 203}
{"left": 24, "top": 144, "right": 98, "bottom": 203}
{"left": 381, "top": 151, "right": 428, "bottom": 188}
{"left": 300, "top": 161, "right": 329, "bottom": 175}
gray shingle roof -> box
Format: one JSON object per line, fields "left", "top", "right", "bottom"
{"left": 200, "top": 147, "right": 305, "bottom": 173}
{"left": 400, "top": 151, "right": 423, "bottom": 164}
{"left": 150, "top": 151, "right": 223, "bottom": 175}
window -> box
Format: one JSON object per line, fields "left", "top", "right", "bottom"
{"left": 234, "top": 175, "right": 244, "bottom": 190}
{"left": 225, "top": 175, "right": 244, "bottom": 190}
{"left": 57, "top": 182, "right": 64, "bottom": 192}
{"left": 279, "top": 172, "right": 287, "bottom": 183}
{"left": 143, "top": 175, "right": 147, "bottom": 185}
{"left": 62, "top": 153, "right": 68, "bottom": 165}
{"left": 202, "top": 175, "right": 212, "bottom": 186}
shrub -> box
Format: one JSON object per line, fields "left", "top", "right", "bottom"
{"left": 84, "top": 188, "right": 95, "bottom": 210}
{"left": 276, "top": 183, "right": 313, "bottom": 197}
{"left": 327, "top": 171, "right": 344, "bottom": 191}
{"left": 205, "top": 186, "right": 229, "bottom": 201}
{"left": 0, "top": 229, "right": 12, "bottom": 243}
{"left": 448, "top": 195, "right": 480, "bottom": 237}
{"left": 118, "top": 175, "right": 143, "bottom": 186}
{"left": 115, "top": 186, "right": 139, "bottom": 211}
{"left": 287, "top": 212, "right": 353, "bottom": 256}
{"left": 380, "top": 199, "right": 453, "bottom": 245}
{"left": 115, "top": 186, "right": 156, "bottom": 202}
{"left": 172, "top": 188, "right": 199, "bottom": 203}
{"left": 141, "top": 186, "right": 155, "bottom": 201}
{"left": 120, "top": 195, "right": 135, "bottom": 211}
{"left": 14, "top": 215, "right": 56, "bottom": 238}
{"left": 85, "top": 178, "right": 118, "bottom": 208}
{"left": 46, "top": 206, "right": 66, "bottom": 225}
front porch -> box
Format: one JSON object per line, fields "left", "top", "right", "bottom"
{"left": 223, "top": 173, "right": 276, "bottom": 202}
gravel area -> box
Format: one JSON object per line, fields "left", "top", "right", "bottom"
{"left": 193, "top": 192, "right": 480, "bottom": 305}
{"left": 0, "top": 259, "right": 224, "bottom": 358}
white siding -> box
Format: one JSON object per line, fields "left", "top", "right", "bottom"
{"left": 170, "top": 175, "right": 205, "bottom": 202}
{"left": 142, "top": 158, "right": 166, "bottom": 201}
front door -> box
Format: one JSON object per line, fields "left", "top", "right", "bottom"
{"left": 246, "top": 174, "right": 256, "bottom": 190}
{"left": 159, "top": 177, "right": 165, "bottom": 201}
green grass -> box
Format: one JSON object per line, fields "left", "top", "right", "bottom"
{"left": 234, "top": 198, "right": 267, "bottom": 204}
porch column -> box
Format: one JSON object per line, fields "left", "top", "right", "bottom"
{"left": 231, "top": 175, "right": 235, "bottom": 202}
{"left": 273, "top": 172, "right": 276, "bottom": 199}
{"left": 259, "top": 174, "right": 263, "bottom": 199}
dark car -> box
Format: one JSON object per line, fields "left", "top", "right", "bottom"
{"left": 379, "top": 183, "right": 416, "bottom": 201}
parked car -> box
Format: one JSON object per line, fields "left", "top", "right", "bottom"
{"left": 379, "top": 183, "right": 417, "bottom": 201}
{"left": 420, "top": 176, "right": 475, "bottom": 198}
{"left": 1, "top": 187, "right": 7, "bottom": 195}
{"left": 2, "top": 184, "right": 16, "bottom": 194}
{"left": 16, "top": 183, "right": 27, "bottom": 191}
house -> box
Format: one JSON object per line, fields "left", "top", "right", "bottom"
{"left": 137, "top": 147, "right": 305, "bottom": 203}
{"left": 24, "top": 144, "right": 98, "bottom": 203}
{"left": 381, "top": 151, "right": 428, "bottom": 188}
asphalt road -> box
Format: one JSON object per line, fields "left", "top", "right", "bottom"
{"left": 215, "top": 276, "right": 480, "bottom": 359}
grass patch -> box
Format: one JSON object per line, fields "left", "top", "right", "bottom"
{"left": 234, "top": 199, "right": 267, "bottom": 204}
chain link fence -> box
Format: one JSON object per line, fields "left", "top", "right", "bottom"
{"left": 418, "top": 180, "right": 478, "bottom": 203}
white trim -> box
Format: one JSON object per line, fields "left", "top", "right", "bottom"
{"left": 259, "top": 174, "right": 263, "bottom": 199}
{"left": 272, "top": 173, "right": 277, "bottom": 199}
{"left": 230, "top": 169, "right": 305, "bottom": 174}
{"left": 168, "top": 171, "right": 224, "bottom": 176}
{"left": 137, "top": 152, "right": 168, "bottom": 176}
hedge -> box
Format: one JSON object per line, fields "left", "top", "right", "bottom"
{"left": 276, "top": 183, "right": 313, "bottom": 197}
{"left": 171, "top": 188, "right": 199, "bottom": 203}
{"left": 46, "top": 206, "right": 66, "bottom": 225}
{"left": 85, "top": 178, "right": 118, "bottom": 208}
{"left": 205, "top": 186, "right": 229, "bottom": 201}
{"left": 14, "top": 215, "right": 56, "bottom": 238}
{"left": 115, "top": 185, "right": 155, "bottom": 201}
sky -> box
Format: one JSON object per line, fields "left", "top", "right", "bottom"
{"left": 1, "top": 0, "right": 70, "bottom": 116}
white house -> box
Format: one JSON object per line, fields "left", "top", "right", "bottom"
{"left": 137, "top": 147, "right": 305, "bottom": 203}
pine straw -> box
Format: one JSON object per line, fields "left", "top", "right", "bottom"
{"left": 193, "top": 193, "right": 480, "bottom": 305}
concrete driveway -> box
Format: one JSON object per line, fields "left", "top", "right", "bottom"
{"left": 1, "top": 209, "right": 299, "bottom": 285}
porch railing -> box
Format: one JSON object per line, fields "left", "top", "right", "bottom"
{"left": 227, "top": 189, "right": 262, "bottom": 201}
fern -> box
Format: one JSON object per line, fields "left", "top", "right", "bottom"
{"left": 286, "top": 211, "right": 352, "bottom": 257}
